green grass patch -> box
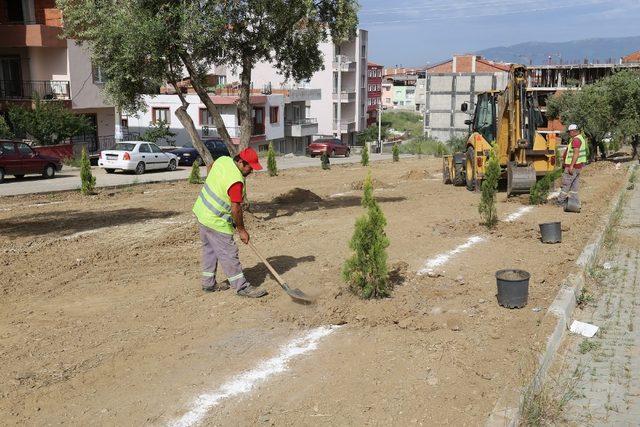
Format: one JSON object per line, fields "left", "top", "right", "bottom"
{"left": 579, "top": 339, "right": 601, "bottom": 354}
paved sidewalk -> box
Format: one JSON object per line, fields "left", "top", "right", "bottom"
{"left": 0, "top": 153, "right": 402, "bottom": 197}
{"left": 563, "top": 182, "right": 640, "bottom": 425}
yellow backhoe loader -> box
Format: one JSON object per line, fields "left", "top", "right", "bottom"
{"left": 442, "top": 65, "right": 557, "bottom": 195}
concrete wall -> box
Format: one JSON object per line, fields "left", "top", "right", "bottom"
{"left": 423, "top": 72, "right": 508, "bottom": 142}
{"left": 67, "top": 41, "right": 111, "bottom": 110}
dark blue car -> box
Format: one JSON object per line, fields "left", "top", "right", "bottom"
{"left": 169, "top": 139, "right": 230, "bottom": 166}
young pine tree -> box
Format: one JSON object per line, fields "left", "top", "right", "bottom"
{"left": 188, "top": 159, "right": 204, "bottom": 184}
{"left": 80, "top": 146, "right": 96, "bottom": 195}
{"left": 321, "top": 151, "right": 330, "bottom": 170}
{"left": 267, "top": 143, "right": 278, "bottom": 176}
{"left": 342, "top": 173, "right": 390, "bottom": 299}
{"left": 478, "top": 147, "right": 500, "bottom": 227}
{"left": 361, "top": 143, "right": 370, "bottom": 166}
{"left": 392, "top": 143, "right": 400, "bottom": 162}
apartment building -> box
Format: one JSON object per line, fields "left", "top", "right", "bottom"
{"left": 127, "top": 88, "right": 286, "bottom": 153}
{"left": 0, "top": 0, "right": 115, "bottom": 152}
{"left": 224, "top": 29, "right": 369, "bottom": 147}
{"left": 366, "top": 62, "right": 383, "bottom": 127}
{"left": 423, "top": 54, "right": 509, "bottom": 141}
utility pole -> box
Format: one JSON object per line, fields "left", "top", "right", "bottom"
{"left": 336, "top": 54, "right": 342, "bottom": 141}
{"left": 377, "top": 102, "right": 382, "bottom": 153}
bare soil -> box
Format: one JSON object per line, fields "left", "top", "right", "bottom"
{"left": 0, "top": 157, "right": 627, "bottom": 425}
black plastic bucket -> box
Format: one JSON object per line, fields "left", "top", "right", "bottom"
{"left": 496, "top": 269, "right": 530, "bottom": 309}
{"left": 539, "top": 222, "right": 562, "bottom": 243}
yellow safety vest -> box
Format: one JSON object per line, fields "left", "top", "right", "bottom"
{"left": 564, "top": 134, "right": 588, "bottom": 165}
{"left": 192, "top": 156, "right": 243, "bottom": 234}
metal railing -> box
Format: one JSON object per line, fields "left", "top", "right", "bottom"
{"left": 71, "top": 131, "right": 141, "bottom": 154}
{"left": 285, "top": 118, "right": 318, "bottom": 126}
{"left": 0, "top": 80, "right": 70, "bottom": 100}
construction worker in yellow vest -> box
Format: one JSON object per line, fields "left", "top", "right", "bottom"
{"left": 557, "top": 124, "right": 587, "bottom": 212}
{"left": 192, "top": 147, "right": 267, "bottom": 298}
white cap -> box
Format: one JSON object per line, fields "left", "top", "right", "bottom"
{"left": 568, "top": 124, "right": 579, "bottom": 131}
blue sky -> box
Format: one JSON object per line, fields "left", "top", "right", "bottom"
{"left": 360, "top": 0, "right": 640, "bottom": 66}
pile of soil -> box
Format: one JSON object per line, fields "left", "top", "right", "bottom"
{"left": 403, "top": 169, "right": 427, "bottom": 180}
{"left": 350, "top": 178, "right": 390, "bottom": 190}
{"left": 273, "top": 188, "right": 323, "bottom": 205}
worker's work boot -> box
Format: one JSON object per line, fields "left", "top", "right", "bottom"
{"left": 203, "top": 281, "right": 230, "bottom": 292}
{"left": 237, "top": 285, "right": 268, "bottom": 298}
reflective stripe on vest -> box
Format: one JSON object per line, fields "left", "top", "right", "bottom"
{"left": 202, "top": 183, "right": 231, "bottom": 212}
{"left": 565, "top": 134, "right": 588, "bottom": 165}
{"left": 197, "top": 193, "right": 233, "bottom": 224}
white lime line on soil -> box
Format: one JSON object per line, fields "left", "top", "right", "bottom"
{"left": 503, "top": 206, "right": 533, "bottom": 222}
{"left": 418, "top": 236, "right": 485, "bottom": 275}
{"left": 168, "top": 325, "right": 339, "bottom": 427}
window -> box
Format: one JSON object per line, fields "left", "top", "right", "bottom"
{"left": 258, "top": 144, "right": 269, "bottom": 152}
{"left": 121, "top": 117, "right": 129, "bottom": 128}
{"left": 138, "top": 144, "right": 151, "bottom": 153}
{"left": 269, "top": 106, "right": 279, "bottom": 124}
{"left": 0, "top": 142, "right": 15, "bottom": 156}
{"left": 92, "top": 64, "right": 107, "bottom": 84}
{"left": 150, "top": 144, "right": 163, "bottom": 153}
{"left": 152, "top": 107, "right": 170, "bottom": 124}
{"left": 361, "top": 45, "right": 366, "bottom": 57}
{"left": 200, "top": 108, "right": 214, "bottom": 126}
{"left": 17, "top": 143, "right": 33, "bottom": 156}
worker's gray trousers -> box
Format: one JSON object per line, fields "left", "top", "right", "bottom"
{"left": 557, "top": 168, "right": 581, "bottom": 207}
{"left": 199, "top": 224, "right": 249, "bottom": 291}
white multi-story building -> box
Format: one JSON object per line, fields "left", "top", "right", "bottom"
{"left": 126, "top": 91, "right": 286, "bottom": 152}
{"left": 224, "top": 29, "right": 369, "bottom": 147}
{"left": 0, "top": 1, "right": 115, "bottom": 154}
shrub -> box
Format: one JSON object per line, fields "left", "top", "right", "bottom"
{"left": 361, "top": 143, "right": 369, "bottom": 166}
{"left": 342, "top": 173, "right": 390, "bottom": 299}
{"left": 321, "top": 151, "right": 330, "bottom": 170}
{"left": 267, "top": 142, "right": 278, "bottom": 176}
{"left": 392, "top": 143, "right": 399, "bottom": 162}
{"left": 188, "top": 159, "right": 204, "bottom": 184}
{"left": 398, "top": 137, "right": 449, "bottom": 157}
{"left": 80, "top": 147, "right": 96, "bottom": 195}
{"left": 0, "top": 116, "right": 13, "bottom": 139}
{"left": 140, "top": 120, "right": 176, "bottom": 145}
{"left": 478, "top": 147, "right": 500, "bottom": 227}
{"left": 529, "top": 169, "right": 563, "bottom": 205}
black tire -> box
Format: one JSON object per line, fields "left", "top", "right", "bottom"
{"left": 135, "top": 162, "right": 146, "bottom": 175}
{"left": 43, "top": 164, "right": 55, "bottom": 179}
{"left": 14, "top": 174, "right": 25, "bottom": 179}
{"left": 167, "top": 159, "right": 177, "bottom": 171}
{"left": 465, "top": 146, "right": 477, "bottom": 191}
{"left": 310, "top": 154, "right": 316, "bottom": 158}
{"left": 105, "top": 168, "right": 115, "bottom": 174}
{"left": 345, "top": 149, "right": 350, "bottom": 157}
{"left": 0, "top": 168, "right": 4, "bottom": 183}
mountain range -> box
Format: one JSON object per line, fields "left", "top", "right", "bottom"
{"left": 476, "top": 36, "right": 640, "bottom": 65}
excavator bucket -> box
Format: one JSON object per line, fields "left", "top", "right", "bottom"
{"left": 507, "top": 162, "right": 537, "bottom": 196}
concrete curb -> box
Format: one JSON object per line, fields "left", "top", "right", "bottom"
{"left": 486, "top": 164, "right": 637, "bottom": 427}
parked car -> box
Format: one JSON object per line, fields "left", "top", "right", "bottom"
{"left": 98, "top": 141, "right": 178, "bottom": 175}
{"left": 0, "top": 140, "right": 62, "bottom": 183}
{"left": 307, "top": 138, "right": 350, "bottom": 158}
{"left": 168, "top": 139, "right": 230, "bottom": 166}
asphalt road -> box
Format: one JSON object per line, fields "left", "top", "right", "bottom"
{"left": 0, "top": 153, "right": 404, "bottom": 197}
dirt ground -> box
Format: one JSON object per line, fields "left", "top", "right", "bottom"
{"left": 0, "top": 157, "right": 628, "bottom": 425}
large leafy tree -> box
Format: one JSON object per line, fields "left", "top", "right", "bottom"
{"left": 58, "top": 0, "right": 358, "bottom": 164}
{"left": 547, "top": 70, "right": 640, "bottom": 145}
{"left": 8, "top": 98, "right": 93, "bottom": 146}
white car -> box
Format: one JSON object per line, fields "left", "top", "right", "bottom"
{"left": 98, "top": 141, "right": 178, "bottom": 174}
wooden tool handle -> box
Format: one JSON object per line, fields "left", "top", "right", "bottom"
{"left": 249, "top": 242, "right": 287, "bottom": 286}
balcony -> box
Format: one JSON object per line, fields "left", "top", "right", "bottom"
{"left": 284, "top": 88, "right": 321, "bottom": 103}
{"left": 0, "top": 80, "right": 70, "bottom": 101}
{"left": 0, "top": 8, "right": 66, "bottom": 48}
{"left": 333, "top": 120, "right": 356, "bottom": 133}
{"left": 332, "top": 55, "right": 356, "bottom": 72}
{"left": 285, "top": 118, "right": 318, "bottom": 137}
{"left": 332, "top": 91, "right": 356, "bottom": 103}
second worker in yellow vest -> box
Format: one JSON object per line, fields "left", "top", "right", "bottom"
{"left": 557, "top": 124, "right": 587, "bottom": 212}
{"left": 193, "top": 147, "right": 268, "bottom": 298}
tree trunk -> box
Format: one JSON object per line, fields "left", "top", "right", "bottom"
{"left": 179, "top": 53, "right": 237, "bottom": 156}
{"left": 237, "top": 56, "right": 253, "bottom": 152}
{"left": 172, "top": 83, "right": 214, "bottom": 167}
